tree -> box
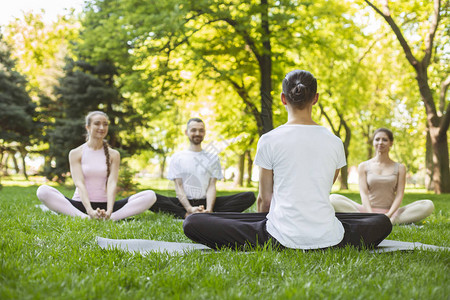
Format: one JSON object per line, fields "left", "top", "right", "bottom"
{"left": 364, "top": 0, "right": 450, "bottom": 193}
{"left": 4, "top": 11, "right": 79, "bottom": 100}
{"left": 80, "top": 0, "right": 366, "bottom": 138}
{"left": 79, "top": 0, "right": 392, "bottom": 189}
{"left": 45, "top": 58, "right": 138, "bottom": 180}
{"left": 4, "top": 11, "right": 81, "bottom": 178}
{"left": 0, "top": 33, "right": 37, "bottom": 180}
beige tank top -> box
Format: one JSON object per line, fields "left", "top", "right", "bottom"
{"left": 366, "top": 162, "right": 399, "bottom": 209}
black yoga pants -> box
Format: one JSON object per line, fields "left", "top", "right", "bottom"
{"left": 183, "top": 212, "right": 392, "bottom": 250}
{"left": 66, "top": 197, "right": 129, "bottom": 213}
{"left": 149, "top": 192, "right": 256, "bottom": 219}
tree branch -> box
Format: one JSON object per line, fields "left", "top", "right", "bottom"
{"left": 221, "top": 17, "right": 262, "bottom": 64}
{"left": 191, "top": 7, "right": 261, "bottom": 63}
{"left": 318, "top": 103, "right": 337, "bottom": 135}
{"left": 422, "top": 0, "right": 441, "bottom": 68}
{"left": 439, "top": 97, "right": 450, "bottom": 139}
{"left": 358, "top": 32, "right": 388, "bottom": 64}
{"left": 439, "top": 75, "right": 450, "bottom": 115}
{"left": 199, "top": 57, "right": 263, "bottom": 135}
{"left": 155, "top": 17, "right": 219, "bottom": 53}
{"left": 364, "top": 0, "right": 419, "bottom": 69}
{"left": 336, "top": 108, "right": 351, "bottom": 148}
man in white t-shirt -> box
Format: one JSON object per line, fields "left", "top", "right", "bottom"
{"left": 150, "top": 118, "right": 255, "bottom": 218}
{"left": 183, "top": 70, "right": 391, "bottom": 250}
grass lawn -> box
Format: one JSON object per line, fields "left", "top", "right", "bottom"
{"left": 0, "top": 177, "right": 449, "bottom": 299}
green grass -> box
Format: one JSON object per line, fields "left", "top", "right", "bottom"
{"left": 0, "top": 178, "right": 449, "bottom": 299}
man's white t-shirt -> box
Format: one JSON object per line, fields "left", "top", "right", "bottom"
{"left": 167, "top": 150, "right": 223, "bottom": 199}
{"left": 254, "top": 125, "right": 346, "bottom": 249}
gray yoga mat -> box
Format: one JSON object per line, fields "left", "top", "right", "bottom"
{"left": 97, "top": 237, "right": 211, "bottom": 254}
{"left": 370, "top": 239, "right": 449, "bottom": 253}
{"left": 97, "top": 237, "right": 448, "bottom": 254}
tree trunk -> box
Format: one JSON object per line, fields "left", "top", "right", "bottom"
{"left": 425, "top": 129, "right": 434, "bottom": 191}
{"left": 367, "top": 134, "right": 373, "bottom": 160}
{"left": 340, "top": 116, "right": 351, "bottom": 190}
{"left": 159, "top": 155, "right": 166, "bottom": 179}
{"left": 429, "top": 124, "right": 450, "bottom": 193}
{"left": 364, "top": 0, "right": 450, "bottom": 193}
{"left": 362, "top": 124, "right": 373, "bottom": 160}
{"left": 11, "top": 151, "right": 20, "bottom": 174}
{"left": 2, "top": 153, "right": 9, "bottom": 176}
{"left": 235, "top": 153, "right": 245, "bottom": 187}
{"left": 418, "top": 74, "right": 450, "bottom": 193}
{"left": 246, "top": 150, "right": 253, "bottom": 187}
{"left": 339, "top": 142, "right": 349, "bottom": 190}
{"left": 340, "top": 166, "right": 349, "bottom": 190}
{"left": 18, "top": 147, "right": 28, "bottom": 180}
{"left": 0, "top": 148, "right": 3, "bottom": 185}
{"left": 0, "top": 148, "right": 4, "bottom": 173}
{"left": 259, "top": 0, "right": 273, "bottom": 135}
{"left": 318, "top": 104, "right": 350, "bottom": 190}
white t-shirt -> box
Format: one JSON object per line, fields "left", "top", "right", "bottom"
{"left": 167, "top": 150, "right": 223, "bottom": 199}
{"left": 254, "top": 125, "right": 346, "bottom": 249}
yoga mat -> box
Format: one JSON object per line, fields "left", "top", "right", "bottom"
{"left": 370, "top": 239, "right": 449, "bottom": 253}
{"left": 97, "top": 237, "right": 448, "bottom": 254}
{"left": 97, "top": 237, "right": 211, "bottom": 254}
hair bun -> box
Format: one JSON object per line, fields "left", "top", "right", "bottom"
{"left": 282, "top": 70, "right": 317, "bottom": 109}
{"left": 290, "top": 82, "right": 306, "bottom": 101}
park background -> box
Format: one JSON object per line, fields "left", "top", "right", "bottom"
{"left": 0, "top": 0, "right": 449, "bottom": 193}
{"left": 0, "top": 1, "right": 449, "bottom": 299}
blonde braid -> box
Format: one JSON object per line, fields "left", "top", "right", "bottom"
{"left": 103, "top": 140, "right": 111, "bottom": 186}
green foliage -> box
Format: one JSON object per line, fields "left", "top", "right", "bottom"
{"left": 4, "top": 11, "right": 79, "bottom": 99}
{"left": 0, "top": 34, "right": 37, "bottom": 144}
{"left": 116, "top": 160, "right": 140, "bottom": 197}
{"left": 76, "top": 0, "right": 380, "bottom": 182}
{"left": 44, "top": 58, "right": 128, "bottom": 180}
{"left": 2, "top": 0, "right": 449, "bottom": 189}
{"left": 80, "top": 0, "right": 363, "bottom": 135}
{"left": 3, "top": 11, "right": 81, "bottom": 168}
{"left": 0, "top": 184, "right": 448, "bottom": 299}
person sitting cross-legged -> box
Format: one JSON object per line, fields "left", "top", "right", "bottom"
{"left": 37, "top": 111, "right": 156, "bottom": 220}
{"left": 330, "top": 128, "right": 434, "bottom": 225}
{"left": 183, "top": 70, "right": 392, "bottom": 251}
{"left": 149, "top": 118, "right": 256, "bottom": 219}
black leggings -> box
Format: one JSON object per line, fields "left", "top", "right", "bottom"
{"left": 150, "top": 192, "right": 256, "bottom": 219}
{"left": 66, "top": 197, "right": 129, "bottom": 214}
{"left": 183, "top": 212, "right": 392, "bottom": 250}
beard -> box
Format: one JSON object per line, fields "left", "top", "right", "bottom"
{"left": 189, "top": 136, "right": 203, "bottom": 145}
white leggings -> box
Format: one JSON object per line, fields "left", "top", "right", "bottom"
{"left": 329, "top": 194, "right": 434, "bottom": 225}
{"left": 36, "top": 185, "right": 156, "bottom": 221}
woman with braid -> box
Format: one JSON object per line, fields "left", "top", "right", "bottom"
{"left": 37, "top": 111, "right": 156, "bottom": 220}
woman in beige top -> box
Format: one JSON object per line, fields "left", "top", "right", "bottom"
{"left": 330, "top": 128, "right": 434, "bottom": 225}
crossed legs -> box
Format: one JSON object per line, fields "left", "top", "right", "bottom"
{"left": 36, "top": 185, "right": 156, "bottom": 220}
{"left": 183, "top": 212, "right": 392, "bottom": 250}
{"left": 183, "top": 212, "right": 278, "bottom": 250}
{"left": 36, "top": 185, "right": 87, "bottom": 217}
{"left": 150, "top": 192, "right": 256, "bottom": 219}
{"left": 393, "top": 200, "right": 435, "bottom": 224}
{"left": 329, "top": 194, "right": 435, "bottom": 224}
{"left": 110, "top": 190, "right": 156, "bottom": 220}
